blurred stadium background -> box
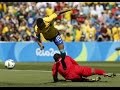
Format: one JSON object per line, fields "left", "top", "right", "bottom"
{"left": 0, "top": 2, "right": 120, "bottom": 42}
{"left": 0, "top": 2, "right": 120, "bottom": 87}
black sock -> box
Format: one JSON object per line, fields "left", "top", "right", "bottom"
{"left": 60, "top": 50, "right": 67, "bottom": 70}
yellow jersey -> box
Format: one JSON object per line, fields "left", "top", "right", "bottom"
{"left": 75, "top": 29, "right": 82, "bottom": 42}
{"left": 86, "top": 26, "right": 96, "bottom": 40}
{"left": 35, "top": 13, "right": 59, "bottom": 40}
{"left": 2, "top": 26, "right": 9, "bottom": 34}
{"left": 112, "top": 27, "right": 120, "bottom": 41}
{"left": 65, "top": 35, "right": 73, "bottom": 42}
{"left": 45, "top": 8, "right": 54, "bottom": 16}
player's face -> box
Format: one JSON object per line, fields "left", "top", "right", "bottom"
{"left": 39, "top": 22, "right": 46, "bottom": 30}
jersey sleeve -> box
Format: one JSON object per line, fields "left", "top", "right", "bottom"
{"left": 43, "top": 13, "right": 57, "bottom": 22}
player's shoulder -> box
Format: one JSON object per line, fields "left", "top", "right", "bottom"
{"left": 66, "top": 55, "right": 70, "bottom": 57}
{"left": 66, "top": 55, "right": 75, "bottom": 60}
{"left": 66, "top": 55, "right": 72, "bottom": 59}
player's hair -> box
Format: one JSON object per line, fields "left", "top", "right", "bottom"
{"left": 53, "top": 53, "right": 61, "bottom": 62}
{"left": 36, "top": 18, "right": 44, "bottom": 28}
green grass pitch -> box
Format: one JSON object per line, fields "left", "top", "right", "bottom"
{"left": 0, "top": 62, "right": 120, "bottom": 87}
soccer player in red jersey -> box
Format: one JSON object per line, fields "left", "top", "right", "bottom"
{"left": 52, "top": 53, "right": 116, "bottom": 82}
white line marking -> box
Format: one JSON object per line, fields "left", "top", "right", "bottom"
{"left": 0, "top": 69, "right": 51, "bottom": 72}
{"left": 1, "top": 69, "right": 120, "bottom": 76}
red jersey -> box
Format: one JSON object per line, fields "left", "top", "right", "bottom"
{"left": 52, "top": 56, "right": 88, "bottom": 80}
{"left": 52, "top": 55, "right": 105, "bottom": 81}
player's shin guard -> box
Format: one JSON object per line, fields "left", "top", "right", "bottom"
{"left": 60, "top": 49, "right": 67, "bottom": 70}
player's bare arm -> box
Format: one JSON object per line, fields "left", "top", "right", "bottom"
{"left": 55, "top": 8, "right": 73, "bottom": 16}
{"left": 36, "top": 30, "right": 44, "bottom": 50}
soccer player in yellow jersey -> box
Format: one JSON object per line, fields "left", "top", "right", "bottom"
{"left": 112, "top": 23, "right": 120, "bottom": 41}
{"left": 35, "top": 8, "right": 72, "bottom": 70}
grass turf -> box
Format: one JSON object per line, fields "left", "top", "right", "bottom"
{"left": 0, "top": 62, "right": 120, "bottom": 87}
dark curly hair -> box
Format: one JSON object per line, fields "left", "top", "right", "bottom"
{"left": 36, "top": 18, "right": 44, "bottom": 28}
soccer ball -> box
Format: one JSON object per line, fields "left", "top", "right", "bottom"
{"left": 4, "top": 59, "right": 15, "bottom": 69}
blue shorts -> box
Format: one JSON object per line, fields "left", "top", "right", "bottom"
{"left": 53, "top": 34, "right": 63, "bottom": 45}
{"left": 48, "top": 34, "right": 63, "bottom": 46}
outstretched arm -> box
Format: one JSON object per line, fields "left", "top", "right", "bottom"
{"left": 36, "top": 32, "right": 44, "bottom": 50}
{"left": 34, "top": 25, "right": 44, "bottom": 50}
{"left": 43, "top": 8, "right": 73, "bottom": 22}
{"left": 55, "top": 8, "right": 73, "bottom": 16}
{"left": 52, "top": 63, "right": 59, "bottom": 82}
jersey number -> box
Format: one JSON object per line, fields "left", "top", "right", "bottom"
{"left": 56, "top": 35, "right": 62, "bottom": 42}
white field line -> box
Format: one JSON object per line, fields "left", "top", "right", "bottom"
{"left": 0, "top": 69, "right": 51, "bottom": 72}
{"left": 1, "top": 69, "right": 120, "bottom": 76}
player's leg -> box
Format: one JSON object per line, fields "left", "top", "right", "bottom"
{"left": 92, "top": 68, "right": 116, "bottom": 77}
{"left": 71, "top": 76, "right": 101, "bottom": 82}
{"left": 79, "top": 66, "right": 94, "bottom": 77}
{"left": 92, "top": 68, "right": 105, "bottom": 75}
{"left": 53, "top": 34, "right": 67, "bottom": 70}
{"left": 88, "top": 76, "right": 101, "bottom": 82}
{"left": 77, "top": 66, "right": 116, "bottom": 81}
{"left": 103, "top": 73, "right": 116, "bottom": 77}
{"left": 77, "top": 66, "right": 105, "bottom": 77}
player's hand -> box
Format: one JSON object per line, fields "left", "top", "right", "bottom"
{"left": 53, "top": 77, "right": 58, "bottom": 83}
{"left": 36, "top": 40, "right": 44, "bottom": 50}
{"left": 53, "top": 79, "right": 58, "bottom": 83}
{"left": 40, "top": 45, "right": 44, "bottom": 50}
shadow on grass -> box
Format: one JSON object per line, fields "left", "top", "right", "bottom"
{"left": 47, "top": 79, "right": 108, "bottom": 83}
{"left": 0, "top": 80, "right": 108, "bottom": 87}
